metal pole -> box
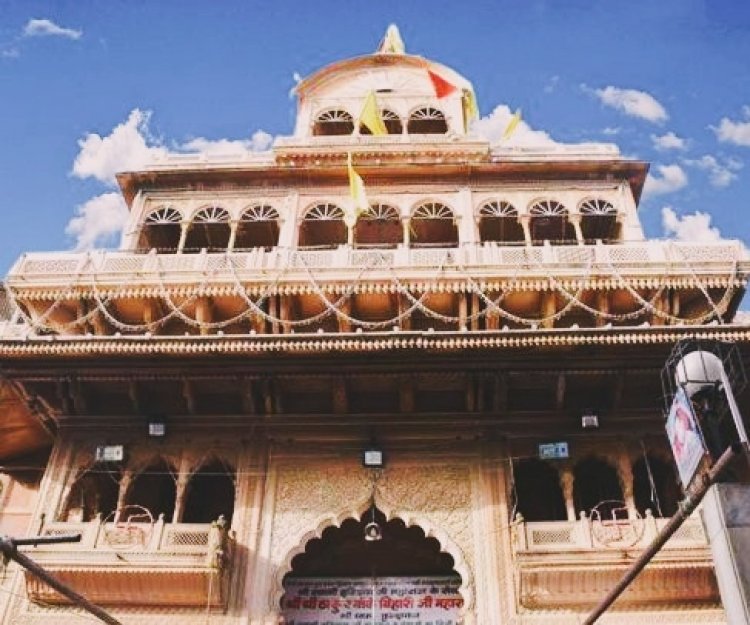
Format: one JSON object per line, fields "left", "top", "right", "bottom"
{"left": 582, "top": 443, "right": 742, "bottom": 625}
{"left": 0, "top": 534, "right": 123, "bottom": 625}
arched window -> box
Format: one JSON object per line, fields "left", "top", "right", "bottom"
{"left": 234, "top": 204, "right": 280, "bottom": 250}
{"left": 183, "top": 206, "right": 231, "bottom": 253}
{"left": 182, "top": 459, "right": 235, "bottom": 524}
{"left": 411, "top": 202, "right": 458, "bottom": 248}
{"left": 62, "top": 469, "right": 120, "bottom": 522}
{"left": 633, "top": 454, "right": 680, "bottom": 517}
{"left": 313, "top": 110, "right": 354, "bottom": 136}
{"left": 354, "top": 203, "right": 401, "bottom": 248}
{"left": 407, "top": 107, "right": 448, "bottom": 134}
{"left": 579, "top": 198, "right": 618, "bottom": 243}
{"left": 138, "top": 207, "right": 183, "bottom": 252}
{"left": 298, "top": 203, "right": 347, "bottom": 249}
{"left": 124, "top": 458, "right": 176, "bottom": 522}
{"left": 573, "top": 457, "right": 624, "bottom": 519}
{"left": 513, "top": 459, "right": 566, "bottom": 521}
{"left": 478, "top": 201, "right": 525, "bottom": 244}
{"left": 529, "top": 200, "right": 576, "bottom": 245}
{"left": 360, "top": 109, "right": 402, "bottom": 135}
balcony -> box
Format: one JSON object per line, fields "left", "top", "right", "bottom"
{"left": 7, "top": 240, "right": 745, "bottom": 290}
{"left": 512, "top": 513, "right": 718, "bottom": 610}
{"left": 22, "top": 516, "right": 230, "bottom": 608}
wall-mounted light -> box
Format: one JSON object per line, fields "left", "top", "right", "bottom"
{"left": 362, "top": 447, "right": 384, "bottom": 469}
{"left": 581, "top": 414, "right": 599, "bottom": 429}
{"left": 148, "top": 415, "right": 166, "bottom": 438}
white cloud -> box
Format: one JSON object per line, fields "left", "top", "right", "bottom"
{"left": 661, "top": 207, "right": 722, "bottom": 243}
{"left": 543, "top": 75, "right": 560, "bottom": 94}
{"left": 180, "top": 129, "right": 274, "bottom": 154}
{"left": 1, "top": 47, "right": 20, "bottom": 59}
{"left": 65, "top": 192, "right": 128, "bottom": 250}
{"left": 713, "top": 107, "right": 750, "bottom": 147}
{"left": 683, "top": 155, "right": 742, "bottom": 188}
{"left": 473, "top": 105, "right": 561, "bottom": 147}
{"left": 733, "top": 310, "right": 750, "bottom": 325}
{"left": 651, "top": 131, "right": 686, "bottom": 151}
{"left": 23, "top": 18, "right": 82, "bottom": 40}
{"left": 602, "top": 127, "right": 621, "bottom": 136}
{"left": 72, "top": 109, "right": 167, "bottom": 185}
{"left": 589, "top": 85, "right": 668, "bottom": 123}
{"left": 643, "top": 164, "right": 688, "bottom": 197}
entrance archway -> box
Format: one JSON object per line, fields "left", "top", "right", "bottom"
{"left": 280, "top": 508, "right": 464, "bottom": 623}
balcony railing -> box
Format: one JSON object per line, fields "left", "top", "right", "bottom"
{"left": 7, "top": 240, "right": 745, "bottom": 288}
{"left": 23, "top": 515, "right": 230, "bottom": 607}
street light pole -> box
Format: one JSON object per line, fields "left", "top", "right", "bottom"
{"left": 0, "top": 533, "right": 123, "bottom": 625}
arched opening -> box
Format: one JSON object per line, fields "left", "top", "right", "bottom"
{"left": 580, "top": 198, "right": 619, "bottom": 243}
{"left": 410, "top": 202, "right": 458, "bottom": 248}
{"left": 299, "top": 203, "right": 347, "bottom": 249}
{"left": 529, "top": 200, "right": 576, "bottom": 245}
{"left": 123, "top": 459, "right": 176, "bottom": 522}
{"left": 313, "top": 110, "right": 354, "bottom": 136}
{"left": 513, "top": 459, "right": 566, "bottom": 521}
{"left": 234, "top": 204, "right": 280, "bottom": 250}
{"left": 182, "top": 459, "right": 235, "bottom": 524}
{"left": 62, "top": 469, "right": 121, "bottom": 522}
{"left": 183, "top": 206, "right": 231, "bottom": 253}
{"left": 407, "top": 107, "right": 448, "bottom": 134}
{"left": 633, "top": 454, "right": 680, "bottom": 517}
{"left": 573, "top": 457, "right": 624, "bottom": 519}
{"left": 354, "top": 203, "right": 401, "bottom": 248}
{"left": 360, "top": 109, "right": 402, "bottom": 135}
{"left": 282, "top": 508, "right": 463, "bottom": 622}
{"left": 478, "top": 200, "right": 525, "bottom": 245}
{"left": 137, "top": 207, "right": 183, "bottom": 252}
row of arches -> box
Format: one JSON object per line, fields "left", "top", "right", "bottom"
{"left": 136, "top": 198, "right": 619, "bottom": 252}
{"left": 62, "top": 458, "right": 235, "bottom": 525}
{"left": 313, "top": 107, "right": 448, "bottom": 136}
{"left": 513, "top": 454, "right": 680, "bottom": 522}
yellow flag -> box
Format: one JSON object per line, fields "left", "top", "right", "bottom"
{"left": 502, "top": 108, "right": 522, "bottom": 141}
{"left": 358, "top": 91, "right": 388, "bottom": 136}
{"left": 346, "top": 153, "right": 368, "bottom": 228}
{"left": 377, "top": 24, "right": 405, "bottom": 54}
{"left": 462, "top": 88, "right": 479, "bottom": 131}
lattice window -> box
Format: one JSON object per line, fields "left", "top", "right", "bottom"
{"left": 304, "top": 203, "right": 346, "bottom": 220}
{"left": 412, "top": 202, "right": 454, "bottom": 220}
{"left": 313, "top": 109, "right": 354, "bottom": 136}
{"left": 478, "top": 201, "right": 524, "bottom": 244}
{"left": 193, "top": 206, "right": 230, "bottom": 223}
{"left": 407, "top": 107, "right": 448, "bottom": 134}
{"left": 530, "top": 200, "right": 567, "bottom": 216}
{"left": 579, "top": 199, "right": 618, "bottom": 243}
{"left": 479, "top": 200, "right": 517, "bottom": 218}
{"left": 579, "top": 198, "right": 616, "bottom": 215}
{"left": 145, "top": 206, "right": 183, "bottom": 224}
{"left": 241, "top": 204, "right": 279, "bottom": 222}
{"left": 139, "top": 207, "right": 183, "bottom": 251}
{"left": 363, "top": 203, "right": 400, "bottom": 220}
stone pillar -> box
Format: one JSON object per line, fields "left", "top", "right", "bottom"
{"left": 228, "top": 221, "right": 239, "bottom": 251}
{"left": 177, "top": 223, "right": 189, "bottom": 253}
{"left": 173, "top": 456, "right": 191, "bottom": 523}
{"left": 519, "top": 215, "right": 532, "bottom": 246}
{"left": 616, "top": 450, "right": 636, "bottom": 519}
{"left": 569, "top": 214, "right": 584, "bottom": 245}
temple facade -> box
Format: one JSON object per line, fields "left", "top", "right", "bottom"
{"left": 1, "top": 27, "right": 749, "bottom": 625}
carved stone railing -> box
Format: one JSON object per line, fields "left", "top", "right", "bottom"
{"left": 512, "top": 513, "right": 718, "bottom": 610}
{"left": 513, "top": 511, "right": 708, "bottom": 553}
{"left": 7, "top": 240, "right": 745, "bottom": 289}
{"left": 23, "top": 515, "right": 230, "bottom": 607}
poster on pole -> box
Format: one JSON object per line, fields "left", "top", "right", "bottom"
{"left": 666, "top": 387, "right": 706, "bottom": 489}
{"left": 282, "top": 576, "right": 462, "bottom": 625}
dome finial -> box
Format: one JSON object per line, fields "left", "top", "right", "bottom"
{"left": 376, "top": 24, "right": 405, "bottom": 55}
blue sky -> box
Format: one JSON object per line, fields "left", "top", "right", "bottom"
{"left": 1, "top": 0, "right": 750, "bottom": 274}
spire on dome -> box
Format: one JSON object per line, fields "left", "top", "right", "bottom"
{"left": 376, "top": 24, "right": 405, "bottom": 55}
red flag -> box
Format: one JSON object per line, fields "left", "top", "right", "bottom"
{"left": 427, "top": 70, "right": 458, "bottom": 98}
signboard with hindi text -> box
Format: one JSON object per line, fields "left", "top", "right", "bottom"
{"left": 282, "top": 576, "right": 462, "bottom": 625}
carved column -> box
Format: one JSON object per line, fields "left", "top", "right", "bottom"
{"left": 173, "top": 455, "right": 191, "bottom": 523}
{"left": 560, "top": 466, "right": 576, "bottom": 521}
{"left": 519, "top": 215, "right": 532, "bottom": 246}
{"left": 227, "top": 221, "right": 239, "bottom": 251}
{"left": 177, "top": 222, "right": 189, "bottom": 253}
{"left": 116, "top": 470, "right": 133, "bottom": 519}
{"left": 616, "top": 449, "right": 636, "bottom": 519}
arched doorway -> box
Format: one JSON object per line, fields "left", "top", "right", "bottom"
{"left": 281, "top": 508, "right": 463, "bottom": 624}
